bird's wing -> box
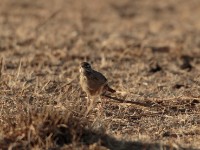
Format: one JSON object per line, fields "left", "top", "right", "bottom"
{"left": 86, "top": 70, "right": 107, "bottom": 89}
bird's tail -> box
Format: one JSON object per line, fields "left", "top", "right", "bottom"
{"left": 105, "top": 84, "right": 116, "bottom": 93}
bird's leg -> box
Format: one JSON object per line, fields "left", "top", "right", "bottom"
{"left": 89, "top": 96, "right": 94, "bottom": 108}
{"left": 86, "top": 94, "right": 95, "bottom": 115}
{"left": 86, "top": 94, "right": 90, "bottom": 106}
{"left": 85, "top": 94, "right": 92, "bottom": 115}
{"left": 97, "top": 95, "right": 104, "bottom": 114}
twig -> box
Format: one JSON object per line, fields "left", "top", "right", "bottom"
{"left": 103, "top": 94, "right": 156, "bottom": 108}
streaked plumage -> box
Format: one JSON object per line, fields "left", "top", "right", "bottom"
{"left": 79, "top": 62, "right": 116, "bottom": 97}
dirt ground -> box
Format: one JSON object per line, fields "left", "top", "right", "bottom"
{"left": 0, "top": 0, "right": 200, "bottom": 149}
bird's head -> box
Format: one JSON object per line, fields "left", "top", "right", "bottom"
{"left": 80, "top": 62, "right": 92, "bottom": 73}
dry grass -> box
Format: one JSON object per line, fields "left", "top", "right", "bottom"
{"left": 0, "top": 0, "right": 200, "bottom": 149}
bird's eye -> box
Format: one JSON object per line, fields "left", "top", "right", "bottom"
{"left": 81, "top": 62, "right": 91, "bottom": 69}
{"left": 86, "top": 64, "right": 90, "bottom": 68}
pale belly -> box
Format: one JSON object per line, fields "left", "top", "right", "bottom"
{"left": 80, "top": 75, "right": 103, "bottom": 96}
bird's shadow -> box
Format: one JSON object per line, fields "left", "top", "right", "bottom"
{"left": 79, "top": 128, "right": 188, "bottom": 150}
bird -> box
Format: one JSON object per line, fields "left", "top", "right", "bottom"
{"left": 79, "top": 62, "right": 116, "bottom": 109}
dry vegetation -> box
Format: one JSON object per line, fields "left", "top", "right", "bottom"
{"left": 0, "top": 0, "right": 200, "bottom": 149}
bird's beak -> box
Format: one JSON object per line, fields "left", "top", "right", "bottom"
{"left": 79, "top": 66, "right": 83, "bottom": 73}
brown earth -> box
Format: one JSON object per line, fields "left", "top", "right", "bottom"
{"left": 0, "top": 0, "right": 200, "bottom": 149}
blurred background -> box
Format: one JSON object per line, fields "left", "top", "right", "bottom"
{"left": 1, "top": 0, "right": 200, "bottom": 61}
